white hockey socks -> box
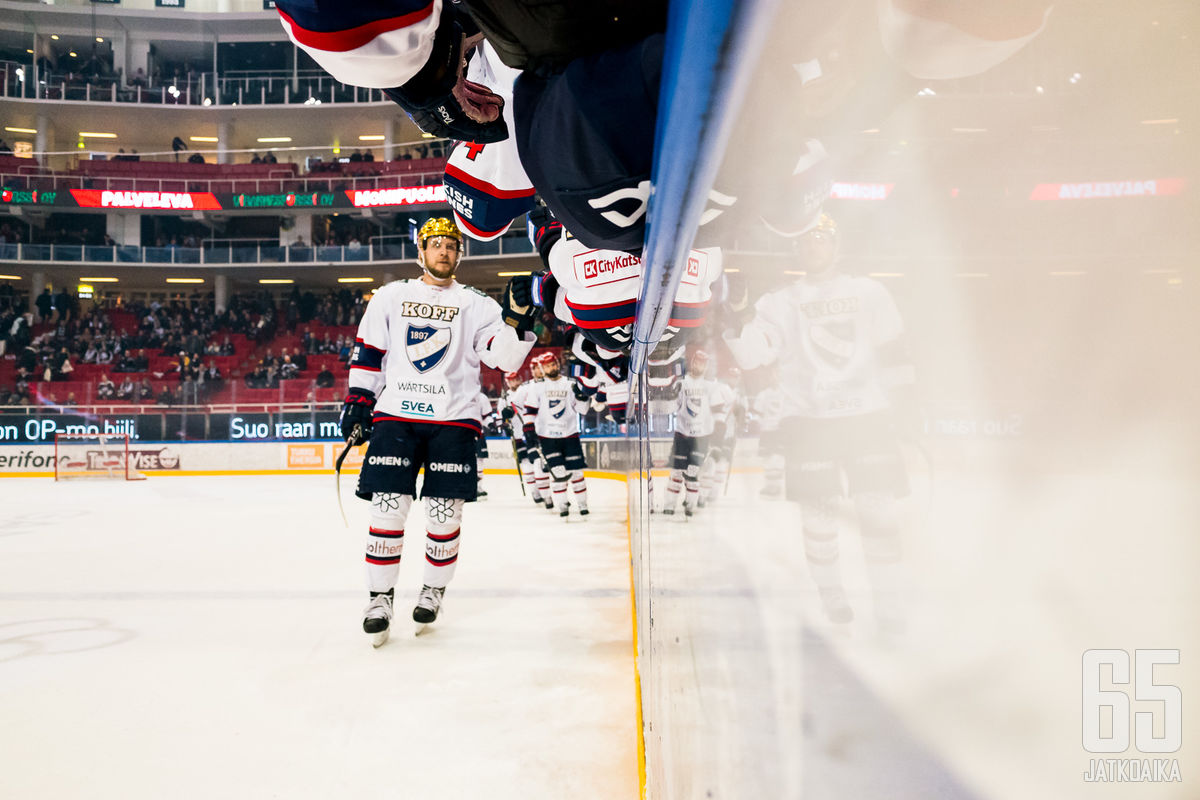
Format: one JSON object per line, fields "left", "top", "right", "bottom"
{"left": 800, "top": 496, "right": 843, "bottom": 590}
{"left": 664, "top": 469, "right": 685, "bottom": 511}
{"left": 365, "top": 492, "right": 413, "bottom": 593}
{"left": 520, "top": 459, "right": 539, "bottom": 499}
{"left": 422, "top": 496, "right": 464, "bottom": 589}
{"left": 854, "top": 491, "right": 905, "bottom": 623}
{"left": 570, "top": 470, "right": 588, "bottom": 511}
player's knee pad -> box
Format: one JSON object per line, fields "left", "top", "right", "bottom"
{"left": 684, "top": 462, "right": 702, "bottom": 482}
{"left": 370, "top": 492, "right": 413, "bottom": 527}
{"left": 549, "top": 463, "right": 569, "bottom": 482}
{"left": 424, "top": 496, "right": 464, "bottom": 534}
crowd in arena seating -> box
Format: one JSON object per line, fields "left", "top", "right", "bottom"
{"left": 0, "top": 284, "right": 370, "bottom": 406}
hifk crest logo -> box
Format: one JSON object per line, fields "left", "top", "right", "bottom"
{"left": 549, "top": 398, "right": 567, "bottom": 419}
{"left": 808, "top": 319, "right": 856, "bottom": 369}
{"left": 406, "top": 325, "right": 452, "bottom": 373}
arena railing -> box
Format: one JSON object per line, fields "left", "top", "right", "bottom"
{"left": 0, "top": 235, "right": 535, "bottom": 265}
{"left": 1, "top": 63, "right": 391, "bottom": 107}
{"left": 0, "top": 166, "right": 447, "bottom": 195}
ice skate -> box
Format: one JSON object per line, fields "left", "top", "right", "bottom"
{"left": 413, "top": 584, "right": 445, "bottom": 634}
{"left": 819, "top": 587, "right": 854, "bottom": 625}
{"left": 476, "top": 487, "right": 488, "bottom": 501}
{"left": 363, "top": 589, "right": 394, "bottom": 648}
{"left": 579, "top": 508, "right": 589, "bottom": 517}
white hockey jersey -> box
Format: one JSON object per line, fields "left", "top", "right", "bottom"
{"left": 753, "top": 386, "right": 786, "bottom": 433}
{"left": 545, "top": 229, "right": 724, "bottom": 351}
{"left": 673, "top": 375, "right": 730, "bottom": 438}
{"left": 523, "top": 376, "right": 589, "bottom": 439}
{"left": 349, "top": 278, "right": 535, "bottom": 429}
{"left": 723, "top": 273, "right": 913, "bottom": 420}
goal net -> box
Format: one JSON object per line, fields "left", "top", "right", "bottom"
{"left": 54, "top": 433, "right": 147, "bottom": 481}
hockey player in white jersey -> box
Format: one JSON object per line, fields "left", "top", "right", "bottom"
{"left": 473, "top": 391, "right": 497, "bottom": 500}
{"left": 722, "top": 213, "right": 916, "bottom": 627}
{"left": 500, "top": 370, "right": 543, "bottom": 503}
{"left": 340, "top": 217, "right": 536, "bottom": 645}
{"left": 751, "top": 372, "right": 786, "bottom": 498}
{"left": 659, "top": 349, "right": 728, "bottom": 517}
{"left": 522, "top": 351, "right": 591, "bottom": 518}
{"left": 699, "top": 374, "right": 739, "bottom": 508}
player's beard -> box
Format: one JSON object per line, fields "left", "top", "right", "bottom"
{"left": 423, "top": 254, "right": 457, "bottom": 281}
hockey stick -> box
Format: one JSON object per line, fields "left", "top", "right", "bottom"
{"left": 335, "top": 424, "right": 362, "bottom": 527}
{"left": 510, "top": 435, "right": 526, "bottom": 496}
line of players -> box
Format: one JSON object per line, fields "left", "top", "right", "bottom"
{"left": 492, "top": 346, "right": 749, "bottom": 519}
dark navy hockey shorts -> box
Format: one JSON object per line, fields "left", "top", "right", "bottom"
{"left": 357, "top": 419, "right": 478, "bottom": 502}
{"left": 780, "top": 413, "right": 909, "bottom": 502}
{"left": 669, "top": 432, "right": 709, "bottom": 471}
{"left": 539, "top": 434, "right": 586, "bottom": 473}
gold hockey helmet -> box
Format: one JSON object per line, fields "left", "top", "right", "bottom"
{"left": 418, "top": 217, "right": 463, "bottom": 247}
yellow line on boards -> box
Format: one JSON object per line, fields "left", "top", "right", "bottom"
{"left": 626, "top": 481, "right": 647, "bottom": 799}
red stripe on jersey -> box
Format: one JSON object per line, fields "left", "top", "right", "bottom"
{"left": 369, "top": 527, "right": 404, "bottom": 538}
{"left": 455, "top": 212, "right": 505, "bottom": 239}
{"left": 354, "top": 338, "right": 386, "bottom": 354}
{"left": 278, "top": 3, "right": 435, "bottom": 53}
{"left": 444, "top": 163, "right": 537, "bottom": 200}
{"left": 372, "top": 415, "right": 483, "bottom": 433}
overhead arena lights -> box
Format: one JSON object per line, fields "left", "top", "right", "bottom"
{"left": 80, "top": 277, "right": 119, "bottom": 282}
{"left": 79, "top": 132, "right": 118, "bottom": 139}
{"left": 337, "top": 277, "right": 374, "bottom": 283}
{"left": 257, "top": 137, "right": 292, "bottom": 143}
{"left": 0, "top": 274, "right": 22, "bottom": 280}
{"left": 5, "top": 126, "right": 37, "bottom": 135}
{"left": 358, "top": 135, "right": 385, "bottom": 141}
{"left": 259, "top": 279, "right": 294, "bottom": 284}
{"left": 189, "top": 136, "right": 218, "bottom": 143}
{"left": 496, "top": 271, "right": 531, "bottom": 277}
{"left": 166, "top": 278, "right": 205, "bottom": 284}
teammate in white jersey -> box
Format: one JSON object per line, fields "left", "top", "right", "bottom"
{"left": 473, "top": 391, "right": 498, "bottom": 500}
{"left": 659, "top": 349, "right": 729, "bottom": 516}
{"left": 751, "top": 374, "right": 786, "bottom": 498}
{"left": 339, "top": 217, "right": 536, "bottom": 645}
{"left": 522, "top": 351, "right": 591, "bottom": 517}
{"left": 500, "top": 363, "right": 550, "bottom": 503}
{"left": 722, "top": 213, "right": 915, "bottom": 627}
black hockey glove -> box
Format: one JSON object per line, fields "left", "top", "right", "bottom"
{"left": 720, "top": 273, "right": 757, "bottom": 335}
{"left": 500, "top": 405, "right": 515, "bottom": 422}
{"left": 382, "top": 4, "right": 508, "bottom": 144}
{"left": 527, "top": 202, "right": 563, "bottom": 266}
{"left": 523, "top": 424, "right": 539, "bottom": 452}
{"left": 572, "top": 382, "right": 593, "bottom": 402}
{"left": 501, "top": 271, "right": 557, "bottom": 334}
{"left": 339, "top": 388, "right": 376, "bottom": 444}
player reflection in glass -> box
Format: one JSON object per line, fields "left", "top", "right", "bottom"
{"left": 724, "top": 214, "right": 918, "bottom": 629}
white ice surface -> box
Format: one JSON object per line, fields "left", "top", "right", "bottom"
{"left": 0, "top": 473, "right": 638, "bottom": 800}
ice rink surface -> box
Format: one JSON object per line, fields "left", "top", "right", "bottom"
{"left": 0, "top": 473, "right": 638, "bottom": 800}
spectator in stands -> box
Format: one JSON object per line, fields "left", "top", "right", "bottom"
{"left": 53, "top": 288, "right": 72, "bottom": 324}
{"left": 158, "top": 385, "right": 176, "bottom": 405}
{"left": 138, "top": 377, "right": 154, "bottom": 401}
{"left": 188, "top": 153, "right": 206, "bottom": 164}
{"left": 53, "top": 347, "right": 75, "bottom": 381}
{"left": 263, "top": 151, "right": 277, "bottom": 164}
{"left": 316, "top": 366, "right": 336, "bottom": 388}
{"left": 97, "top": 373, "right": 115, "bottom": 400}
{"left": 289, "top": 346, "right": 307, "bottom": 372}
{"left": 64, "top": 391, "right": 78, "bottom": 406}
{"left": 337, "top": 334, "right": 352, "bottom": 362}
{"left": 172, "top": 136, "right": 187, "bottom": 162}
{"left": 0, "top": 139, "right": 11, "bottom": 154}
{"left": 220, "top": 335, "right": 236, "bottom": 356}
{"left": 204, "top": 364, "right": 223, "bottom": 391}
{"left": 251, "top": 153, "right": 263, "bottom": 164}
{"left": 36, "top": 289, "right": 53, "bottom": 323}
{"left": 349, "top": 150, "right": 363, "bottom": 163}
{"left": 116, "top": 375, "right": 134, "bottom": 401}
{"left": 130, "top": 67, "right": 147, "bottom": 88}
{"left": 279, "top": 354, "right": 299, "bottom": 380}
{"left": 362, "top": 150, "right": 374, "bottom": 162}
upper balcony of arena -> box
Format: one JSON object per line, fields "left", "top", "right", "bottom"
{"left": 0, "top": 0, "right": 430, "bottom": 162}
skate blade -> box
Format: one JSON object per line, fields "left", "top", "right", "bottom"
{"left": 414, "top": 621, "right": 432, "bottom": 637}
{"left": 370, "top": 628, "right": 390, "bottom": 648}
